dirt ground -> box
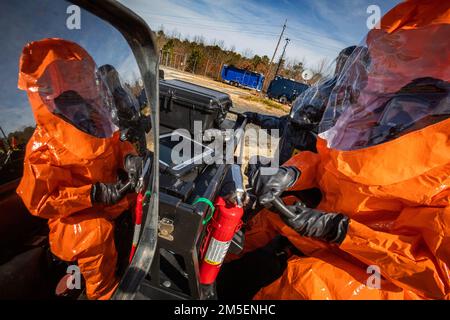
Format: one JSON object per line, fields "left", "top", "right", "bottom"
{"left": 161, "top": 66, "right": 286, "bottom": 182}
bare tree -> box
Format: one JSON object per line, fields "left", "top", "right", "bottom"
{"left": 216, "top": 40, "right": 225, "bottom": 50}
{"left": 313, "top": 58, "right": 329, "bottom": 75}
{"left": 193, "top": 35, "right": 205, "bottom": 45}
{"left": 170, "top": 29, "right": 182, "bottom": 39}
{"left": 241, "top": 48, "right": 254, "bottom": 59}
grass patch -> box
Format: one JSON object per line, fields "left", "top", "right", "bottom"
{"left": 242, "top": 95, "right": 288, "bottom": 111}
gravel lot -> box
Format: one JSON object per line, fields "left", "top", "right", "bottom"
{"left": 161, "top": 66, "right": 290, "bottom": 116}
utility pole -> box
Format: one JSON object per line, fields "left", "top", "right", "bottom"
{"left": 263, "top": 19, "right": 287, "bottom": 92}
{"left": 0, "top": 126, "right": 10, "bottom": 149}
{"left": 274, "top": 38, "right": 290, "bottom": 77}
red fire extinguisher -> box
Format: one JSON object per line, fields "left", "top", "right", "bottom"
{"left": 199, "top": 196, "right": 244, "bottom": 285}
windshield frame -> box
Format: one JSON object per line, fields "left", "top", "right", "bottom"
{"left": 73, "top": 0, "right": 160, "bottom": 300}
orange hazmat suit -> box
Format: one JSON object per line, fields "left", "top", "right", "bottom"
{"left": 16, "top": 38, "right": 136, "bottom": 300}
{"left": 245, "top": 0, "right": 450, "bottom": 300}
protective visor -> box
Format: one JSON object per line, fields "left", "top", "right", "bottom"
{"left": 35, "top": 59, "right": 118, "bottom": 138}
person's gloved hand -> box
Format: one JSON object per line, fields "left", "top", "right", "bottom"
{"left": 249, "top": 166, "right": 299, "bottom": 206}
{"left": 91, "top": 182, "right": 127, "bottom": 206}
{"left": 244, "top": 111, "right": 258, "bottom": 124}
{"left": 124, "top": 154, "right": 143, "bottom": 189}
{"left": 283, "top": 202, "right": 349, "bottom": 244}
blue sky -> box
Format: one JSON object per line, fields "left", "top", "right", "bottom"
{"left": 120, "top": 0, "right": 401, "bottom": 70}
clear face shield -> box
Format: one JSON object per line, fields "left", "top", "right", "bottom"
{"left": 35, "top": 59, "right": 119, "bottom": 138}
{"left": 96, "top": 64, "right": 150, "bottom": 154}
{"left": 289, "top": 78, "right": 337, "bottom": 128}
{"left": 289, "top": 46, "right": 360, "bottom": 129}
{"left": 96, "top": 64, "right": 142, "bottom": 120}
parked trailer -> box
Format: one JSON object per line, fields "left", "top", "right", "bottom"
{"left": 267, "top": 75, "right": 309, "bottom": 104}
{"left": 220, "top": 65, "right": 265, "bottom": 91}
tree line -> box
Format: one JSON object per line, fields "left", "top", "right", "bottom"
{"left": 155, "top": 28, "right": 326, "bottom": 85}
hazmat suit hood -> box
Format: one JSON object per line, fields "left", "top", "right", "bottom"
{"left": 319, "top": 1, "right": 450, "bottom": 149}
{"left": 315, "top": 0, "right": 450, "bottom": 186}
{"left": 18, "top": 38, "right": 119, "bottom": 159}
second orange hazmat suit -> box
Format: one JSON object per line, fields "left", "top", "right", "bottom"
{"left": 16, "top": 38, "right": 137, "bottom": 300}
{"left": 244, "top": 0, "right": 450, "bottom": 300}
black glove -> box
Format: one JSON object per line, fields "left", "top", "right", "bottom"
{"left": 250, "top": 166, "right": 299, "bottom": 206}
{"left": 283, "top": 202, "right": 349, "bottom": 244}
{"left": 91, "top": 182, "right": 127, "bottom": 206}
{"left": 124, "top": 154, "right": 143, "bottom": 189}
{"left": 244, "top": 112, "right": 258, "bottom": 124}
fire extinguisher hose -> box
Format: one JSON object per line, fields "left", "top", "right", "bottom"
{"left": 192, "top": 197, "right": 216, "bottom": 225}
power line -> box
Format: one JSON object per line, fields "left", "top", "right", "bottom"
{"left": 151, "top": 17, "right": 343, "bottom": 65}
{"left": 155, "top": 24, "right": 341, "bottom": 63}
{"left": 135, "top": 11, "right": 283, "bottom": 27}
{"left": 158, "top": 23, "right": 342, "bottom": 52}
{"left": 151, "top": 17, "right": 345, "bottom": 51}
{"left": 156, "top": 27, "right": 279, "bottom": 39}
{"left": 286, "top": 26, "right": 343, "bottom": 42}
{"left": 286, "top": 31, "right": 345, "bottom": 50}
{"left": 150, "top": 20, "right": 280, "bottom": 37}
{"left": 144, "top": 12, "right": 347, "bottom": 45}
{"left": 287, "top": 35, "right": 343, "bottom": 52}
